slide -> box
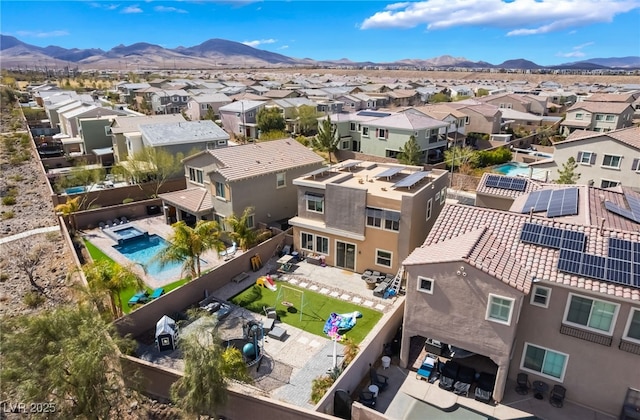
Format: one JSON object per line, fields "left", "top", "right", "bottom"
{"left": 256, "top": 275, "right": 277, "bottom": 291}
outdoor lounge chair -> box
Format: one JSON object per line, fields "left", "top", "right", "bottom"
{"left": 120, "top": 216, "right": 129, "bottom": 224}
{"left": 219, "top": 242, "right": 237, "bottom": 260}
{"left": 474, "top": 372, "right": 496, "bottom": 403}
{"left": 264, "top": 306, "right": 277, "bottom": 320}
{"left": 516, "top": 372, "right": 531, "bottom": 395}
{"left": 438, "top": 360, "right": 460, "bottom": 391}
{"left": 149, "top": 288, "right": 165, "bottom": 299}
{"left": 369, "top": 367, "right": 389, "bottom": 392}
{"left": 99, "top": 221, "right": 106, "bottom": 230}
{"left": 549, "top": 385, "right": 566, "bottom": 408}
{"left": 358, "top": 390, "right": 377, "bottom": 408}
{"left": 128, "top": 291, "right": 150, "bottom": 307}
{"left": 416, "top": 354, "right": 437, "bottom": 381}
{"left": 453, "top": 365, "right": 476, "bottom": 396}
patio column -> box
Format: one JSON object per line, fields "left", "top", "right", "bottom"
{"left": 493, "top": 362, "right": 509, "bottom": 403}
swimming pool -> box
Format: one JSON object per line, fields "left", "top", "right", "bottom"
{"left": 111, "top": 226, "right": 146, "bottom": 241}
{"left": 493, "top": 162, "right": 547, "bottom": 180}
{"left": 65, "top": 186, "right": 86, "bottom": 195}
{"left": 113, "top": 235, "right": 184, "bottom": 281}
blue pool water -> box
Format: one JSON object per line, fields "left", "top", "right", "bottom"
{"left": 65, "top": 186, "right": 86, "bottom": 195}
{"left": 113, "top": 235, "right": 183, "bottom": 281}
{"left": 111, "top": 226, "right": 145, "bottom": 241}
{"left": 493, "top": 162, "right": 548, "bottom": 180}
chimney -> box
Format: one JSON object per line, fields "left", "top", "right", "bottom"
{"left": 600, "top": 217, "right": 606, "bottom": 236}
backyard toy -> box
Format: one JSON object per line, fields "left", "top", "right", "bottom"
{"left": 256, "top": 274, "right": 277, "bottom": 291}
{"left": 323, "top": 311, "right": 362, "bottom": 335}
{"left": 222, "top": 320, "right": 264, "bottom": 369}
{"left": 155, "top": 315, "right": 178, "bottom": 352}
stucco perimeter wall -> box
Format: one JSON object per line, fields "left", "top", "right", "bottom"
{"left": 72, "top": 198, "right": 162, "bottom": 230}
{"left": 121, "top": 356, "right": 334, "bottom": 420}
{"left": 315, "top": 299, "right": 405, "bottom": 417}
{"left": 114, "top": 231, "right": 287, "bottom": 338}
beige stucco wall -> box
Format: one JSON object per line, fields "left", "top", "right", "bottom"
{"left": 511, "top": 283, "right": 640, "bottom": 416}
{"left": 474, "top": 193, "right": 514, "bottom": 211}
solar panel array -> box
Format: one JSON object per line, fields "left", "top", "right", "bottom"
{"left": 357, "top": 111, "right": 391, "bottom": 118}
{"left": 340, "top": 161, "right": 362, "bottom": 169}
{"left": 374, "top": 166, "right": 405, "bottom": 179}
{"left": 485, "top": 175, "right": 528, "bottom": 192}
{"left": 519, "top": 222, "right": 586, "bottom": 251}
{"left": 392, "top": 171, "right": 430, "bottom": 189}
{"left": 306, "top": 167, "right": 330, "bottom": 177}
{"left": 604, "top": 191, "right": 640, "bottom": 223}
{"left": 521, "top": 188, "right": 579, "bottom": 218}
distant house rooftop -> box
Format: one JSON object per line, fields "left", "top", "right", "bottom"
{"left": 139, "top": 120, "right": 229, "bottom": 147}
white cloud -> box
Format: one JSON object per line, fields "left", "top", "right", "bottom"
{"left": 278, "top": 45, "right": 289, "bottom": 50}
{"left": 15, "top": 30, "right": 69, "bottom": 38}
{"left": 556, "top": 41, "right": 595, "bottom": 57}
{"left": 360, "top": 0, "right": 640, "bottom": 36}
{"left": 90, "top": 3, "right": 120, "bottom": 10}
{"left": 242, "top": 39, "right": 276, "bottom": 47}
{"left": 154, "top": 5, "right": 188, "bottom": 13}
{"left": 121, "top": 5, "right": 143, "bottom": 13}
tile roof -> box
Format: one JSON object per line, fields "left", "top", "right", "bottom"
{"left": 566, "top": 101, "right": 632, "bottom": 113}
{"left": 371, "top": 110, "right": 447, "bottom": 130}
{"left": 589, "top": 186, "right": 640, "bottom": 233}
{"left": 110, "top": 114, "right": 186, "bottom": 133}
{"left": 555, "top": 126, "right": 640, "bottom": 150}
{"left": 208, "top": 138, "right": 324, "bottom": 182}
{"left": 139, "top": 120, "right": 229, "bottom": 146}
{"left": 412, "top": 204, "right": 640, "bottom": 301}
{"left": 159, "top": 188, "right": 213, "bottom": 214}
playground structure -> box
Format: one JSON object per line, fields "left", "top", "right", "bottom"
{"left": 222, "top": 320, "right": 265, "bottom": 369}
{"left": 275, "top": 284, "right": 308, "bottom": 322}
{"left": 256, "top": 274, "right": 277, "bottom": 291}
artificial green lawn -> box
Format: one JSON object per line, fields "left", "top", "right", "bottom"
{"left": 82, "top": 239, "right": 186, "bottom": 314}
{"left": 230, "top": 283, "right": 383, "bottom": 344}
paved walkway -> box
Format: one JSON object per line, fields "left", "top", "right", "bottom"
{"left": 0, "top": 225, "right": 60, "bottom": 244}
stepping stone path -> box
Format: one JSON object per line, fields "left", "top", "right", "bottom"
{"left": 319, "top": 288, "right": 330, "bottom": 295}
{"left": 375, "top": 303, "right": 386, "bottom": 311}
{"left": 363, "top": 300, "right": 374, "bottom": 307}
{"left": 297, "top": 336, "right": 309, "bottom": 345}
{"left": 299, "top": 282, "right": 309, "bottom": 288}
{"left": 352, "top": 297, "right": 362, "bottom": 304}
{"left": 309, "top": 285, "right": 318, "bottom": 291}
{"left": 288, "top": 279, "right": 299, "bottom": 285}
{"left": 309, "top": 340, "right": 322, "bottom": 348}
{"left": 329, "top": 291, "right": 340, "bottom": 298}
{"left": 340, "top": 294, "right": 351, "bottom": 301}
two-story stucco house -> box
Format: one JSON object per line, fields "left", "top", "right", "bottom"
{"left": 218, "top": 100, "right": 266, "bottom": 140}
{"left": 288, "top": 160, "right": 450, "bottom": 275}
{"left": 448, "top": 100, "right": 503, "bottom": 137}
{"left": 478, "top": 92, "right": 547, "bottom": 116}
{"left": 561, "top": 101, "right": 635, "bottom": 135}
{"left": 109, "top": 114, "right": 186, "bottom": 163}
{"left": 400, "top": 179, "right": 640, "bottom": 416}
{"left": 530, "top": 126, "right": 640, "bottom": 190}
{"left": 134, "top": 120, "right": 230, "bottom": 158}
{"left": 159, "top": 138, "right": 324, "bottom": 228}
{"left": 151, "top": 89, "right": 191, "bottom": 115}
{"left": 184, "top": 93, "right": 232, "bottom": 122}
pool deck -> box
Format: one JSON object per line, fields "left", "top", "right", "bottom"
{"left": 81, "top": 215, "right": 231, "bottom": 289}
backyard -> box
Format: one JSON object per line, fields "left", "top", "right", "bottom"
{"left": 230, "top": 283, "right": 383, "bottom": 344}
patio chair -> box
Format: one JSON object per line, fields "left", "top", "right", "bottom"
{"left": 219, "top": 242, "right": 237, "bottom": 260}
{"left": 453, "top": 365, "right": 476, "bottom": 397}
{"left": 358, "top": 390, "right": 377, "bottom": 408}
{"left": 99, "top": 221, "right": 106, "bottom": 230}
{"left": 120, "top": 216, "right": 129, "bottom": 224}
{"left": 369, "top": 366, "right": 389, "bottom": 392}
{"left": 438, "top": 360, "right": 460, "bottom": 391}
{"left": 263, "top": 306, "right": 277, "bottom": 320}
{"left": 516, "top": 372, "right": 531, "bottom": 395}
{"left": 474, "top": 372, "right": 496, "bottom": 404}
{"left": 149, "top": 288, "right": 165, "bottom": 300}
{"left": 549, "top": 385, "right": 566, "bottom": 408}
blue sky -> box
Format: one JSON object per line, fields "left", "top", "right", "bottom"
{"left": 2, "top": 0, "right": 639, "bottom": 65}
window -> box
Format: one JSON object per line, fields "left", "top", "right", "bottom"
{"left": 362, "top": 126, "right": 369, "bottom": 137}
{"left": 602, "top": 154, "right": 621, "bottom": 169}
{"left": 521, "top": 343, "right": 568, "bottom": 381}
{"left": 305, "top": 193, "right": 324, "bottom": 213}
{"left": 600, "top": 179, "right": 620, "bottom": 189}
{"left": 377, "top": 128, "right": 387, "bottom": 139}
{"left": 104, "top": 126, "right": 112, "bottom": 136}
{"left": 575, "top": 113, "right": 583, "bottom": 120}
{"left": 632, "top": 158, "right": 640, "bottom": 172}
{"left": 440, "top": 188, "right": 446, "bottom": 204}
{"left": 595, "top": 114, "right": 604, "bottom": 121}
{"left": 383, "top": 210, "right": 400, "bottom": 231}
{"left": 486, "top": 294, "right": 515, "bottom": 325}
{"left": 366, "top": 208, "right": 400, "bottom": 231}
{"left": 530, "top": 285, "right": 551, "bottom": 308}
{"left": 376, "top": 249, "right": 392, "bottom": 267}
{"left": 366, "top": 207, "right": 382, "bottom": 228}
{"left": 245, "top": 214, "right": 255, "bottom": 229}
{"left": 623, "top": 309, "right": 640, "bottom": 343}
{"left": 577, "top": 151, "right": 595, "bottom": 165}
{"left": 300, "top": 232, "right": 329, "bottom": 254}
{"left": 276, "top": 172, "right": 286, "bottom": 188}
{"left": 435, "top": 191, "right": 440, "bottom": 202}
{"left": 417, "top": 276, "right": 434, "bottom": 294}
{"left": 563, "top": 293, "right": 619, "bottom": 334}
{"left": 341, "top": 141, "right": 350, "bottom": 150}
{"left": 189, "top": 167, "right": 204, "bottom": 184}
{"left": 316, "top": 235, "right": 329, "bottom": 254}
{"left": 215, "top": 181, "right": 226, "bottom": 198}
{"left": 426, "top": 198, "right": 433, "bottom": 221}
{"left": 301, "top": 232, "right": 314, "bottom": 251}
{"left": 350, "top": 122, "right": 356, "bottom": 131}
{"left": 464, "top": 116, "right": 470, "bottom": 125}
{"left": 605, "top": 115, "right": 615, "bottom": 122}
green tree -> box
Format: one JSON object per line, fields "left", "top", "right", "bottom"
{"left": 397, "top": 135, "right": 422, "bottom": 165}
{"left": 83, "top": 259, "right": 145, "bottom": 318}
{"left": 54, "top": 196, "right": 80, "bottom": 233}
{"left": 156, "top": 220, "right": 225, "bottom": 280}
{"left": 430, "top": 92, "right": 451, "bottom": 103}
{"left": 295, "top": 105, "right": 319, "bottom": 135}
{"left": 0, "top": 305, "right": 139, "bottom": 419}
{"left": 476, "top": 88, "right": 490, "bottom": 97}
{"left": 556, "top": 157, "right": 581, "bottom": 184}
{"left": 171, "top": 316, "right": 250, "bottom": 418}
{"left": 204, "top": 105, "right": 215, "bottom": 121}
{"left": 443, "top": 145, "right": 477, "bottom": 170}
{"left": 312, "top": 115, "right": 339, "bottom": 164}
{"left": 225, "top": 207, "right": 270, "bottom": 251}
{"left": 258, "top": 130, "right": 289, "bottom": 141}
{"left": 112, "top": 147, "right": 184, "bottom": 198}
{"left": 256, "top": 107, "right": 285, "bottom": 134}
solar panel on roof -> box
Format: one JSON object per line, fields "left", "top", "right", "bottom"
{"left": 627, "top": 193, "right": 640, "bottom": 216}
{"left": 340, "top": 161, "right": 362, "bottom": 169}
{"left": 608, "top": 238, "right": 633, "bottom": 261}
{"left": 375, "top": 166, "right": 404, "bottom": 178}
{"left": 560, "top": 230, "right": 585, "bottom": 252}
{"left": 606, "top": 258, "right": 632, "bottom": 285}
{"left": 633, "top": 263, "right": 640, "bottom": 287}
{"left": 580, "top": 254, "right": 607, "bottom": 280}
{"left": 485, "top": 175, "right": 527, "bottom": 192}
{"left": 604, "top": 200, "right": 637, "bottom": 222}
{"left": 392, "top": 171, "right": 430, "bottom": 189}
{"left": 485, "top": 175, "right": 500, "bottom": 188}
{"left": 305, "top": 167, "right": 330, "bottom": 177}
{"left": 357, "top": 111, "right": 391, "bottom": 117}
{"left": 519, "top": 222, "right": 543, "bottom": 244}
{"left": 558, "top": 249, "right": 582, "bottom": 275}
{"left": 521, "top": 189, "right": 553, "bottom": 213}
{"left": 634, "top": 242, "right": 640, "bottom": 264}
{"left": 547, "top": 188, "right": 579, "bottom": 218}
{"left": 539, "top": 226, "right": 563, "bottom": 248}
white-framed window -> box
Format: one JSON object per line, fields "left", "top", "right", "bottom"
{"left": 276, "top": 172, "right": 286, "bottom": 188}
{"left": 316, "top": 235, "right": 329, "bottom": 254}
{"left": 595, "top": 114, "right": 604, "bottom": 121}
{"left": 632, "top": 158, "right": 640, "bottom": 172}
{"left": 575, "top": 112, "right": 583, "bottom": 120}
{"left": 246, "top": 213, "right": 255, "bottom": 229}
{"left": 376, "top": 249, "right": 392, "bottom": 267}
{"left": 383, "top": 210, "right": 400, "bottom": 231}
{"left": 378, "top": 128, "right": 387, "bottom": 139}
{"left": 601, "top": 179, "right": 620, "bottom": 189}
{"left": 189, "top": 167, "right": 204, "bottom": 184}
{"left": 521, "top": 343, "right": 569, "bottom": 382}
{"left": 350, "top": 122, "right": 356, "bottom": 131}
{"left": 305, "top": 193, "right": 324, "bottom": 213}
{"left": 104, "top": 126, "right": 112, "bottom": 136}
{"left": 426, "top": 198, "right": 433, "bottom": 221}
{"left": 215, "top": 181, "right": 226, "bottom": 199}
{"left": 563, "top": 293, "right": 620, "bottom": 335}
{"left": 464, "top": 116, "right": 470, "bottom": 125}
{"left": 301, "top": 232, "right": 314, "bottom": 251}
{"left": 577, "top": 151, "right": 595, "bottom": 165}
{"left": 486, "top": 294, "right": 515, "bottom": 325}
{"left": 362, "top": 126, "right": 369, "bottom": 137}
{"left": 605, "top": 115, "right": 615, "bottom": 122}
{"left": 435, "top": 191, "right": 440, "bottom": 202}
{"left": 341, "top": 140, "right": 350, "bottom": 150}
{"left": 530, "top": 285, "right": 551, "bottom": 308}
{"left": 602, "top": 154, "right": 622, "bottom": 169}
{"left": 623, "top": 308, "right": 640, "bottom": 344}
{"left": 417, "top": 276, "right": 434, "bottom": 294}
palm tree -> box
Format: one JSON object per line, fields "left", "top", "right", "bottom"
{"left": 225, "top": 207, "right": 270, "bottom": 251}
{"left": 156, "top": 220, "right": 225, "bottom": 280}
{"left": 312, "top": 115, "right": 339, "bottom": 163}
{"left": 83, "top": 260, "right": 145, "bottom": 318}
{"left": 54, "top": 196, "right": 80, "bottom": 233}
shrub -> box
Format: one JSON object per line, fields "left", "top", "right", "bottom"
{"left": 23, "top": 291, "right": 45, "bottom": 308}
{"left": 122, "top": 198, "right": 134, "bottom": 204}
{"left": 2, "top": 211, "right": 15, "bottom": 219}
{"left": 0, "top": 273, "right": 9, "bottom": 282}
{"left": 476, "top": 148, "right": 512, "bottom": 167}
{"left": 310, "top": 374, "right": 335, "bottom": 404}
{"left": 2, "top": 196, "right": 16, "bottom": 205}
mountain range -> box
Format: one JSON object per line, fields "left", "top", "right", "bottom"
{"left": 1, "top": 35, "right": 639, "bottom": 71}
